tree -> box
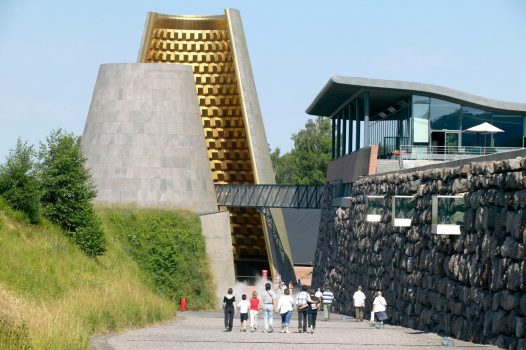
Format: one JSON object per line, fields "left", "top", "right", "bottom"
{"left": 39, "top": 129, "right": 106, "bottom": 257}
{"left": 271, "top": 117, "right": 331, "bottom": 185}
{"left": 0, "top": 139, "right": 41, "bottom": 224}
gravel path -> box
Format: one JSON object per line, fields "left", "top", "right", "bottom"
{"left": 92, "top": 311, "right": 498, "bottom": 350}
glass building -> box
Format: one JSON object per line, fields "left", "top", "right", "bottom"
{"left": 306, "top": 77, "right": 526, "bottom": 160}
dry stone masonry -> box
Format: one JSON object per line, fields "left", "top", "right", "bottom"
{"left": 312, "top": 157, "right": 526, "bottom": 350}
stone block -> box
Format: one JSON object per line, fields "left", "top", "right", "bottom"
{"left": 505, "top": 171, "right": 524, "bottom": 190}
{"left": 492, "top": 309, "right": 508, "bottom": 334}
{"left": 517, "top": 317, "right": 526, "bottom": 338}
{"left": 507, "top": 263, "right": 523, "bottom": 291}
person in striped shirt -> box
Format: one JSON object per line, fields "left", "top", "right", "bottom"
{"left": 322, "top": 286, "right": 335, "bottom": 321}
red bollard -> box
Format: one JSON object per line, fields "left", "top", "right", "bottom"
{"left": 180, "top": 297, "right": 187, "bottom": 312}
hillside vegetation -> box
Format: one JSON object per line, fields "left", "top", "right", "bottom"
{"left": 0, "top": 200, "right": 215, "bottom": 349}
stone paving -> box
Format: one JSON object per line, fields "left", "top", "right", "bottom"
{"left": 92, "top": 311, "right": 498, "bottom": 350}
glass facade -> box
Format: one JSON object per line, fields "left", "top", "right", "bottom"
{"left": 409, "top": 95, "right": 525, "bottom": 149}
{"left": 493, "top": 115, "right": 524, "bottom": 148}
{"left": 461, "top": 107, "right": 492, "bottom": 147}
{"left": 330, "top": 91, "right": 525, "bottom": 160}
{"left": 429, "top": 98, "right": 461, "bottom": 130}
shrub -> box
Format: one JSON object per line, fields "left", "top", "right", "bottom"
{"left": 0, "top": 139, "right": 40, "bottom": 224}
{"left": 39, "top": 129, "right": 106, "bottom": 257}
{"left": 100, "top": 208, "right": 215, "bottom": 310}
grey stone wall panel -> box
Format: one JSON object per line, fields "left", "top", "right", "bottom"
{"left": 81, "top": 63, "right": 218, "bottom": 213}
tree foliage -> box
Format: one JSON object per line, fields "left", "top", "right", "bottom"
{"left": 39, "top": 129, "right": 106, "bottom": 257}
{"left": 271, "top": 117, "right": 331, "bottom": 185}
{"left": 0, "top": 139, "right": 41, "bottom": 224}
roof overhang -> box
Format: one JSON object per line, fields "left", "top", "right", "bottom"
{"left": 306, "top": 76, "right": 526, "bottom": 117}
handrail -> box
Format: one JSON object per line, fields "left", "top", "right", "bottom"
{"left": 397, "top": 145, "right": 523, "bottom": 161}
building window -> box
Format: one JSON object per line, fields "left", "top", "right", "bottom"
{"left": 430, "top": 98, "right": 461, "bottom": 131}
{"left": 461, "top": 106, "right": 492, "bottom": 147}
{"left": 412, "top": 103, "right": 430, "bottom": 143}
{"left": 492, "top": 114, "right": 524, "bottom": 148}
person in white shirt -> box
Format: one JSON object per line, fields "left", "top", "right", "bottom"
{"left": 315, "top": 288, "right": 322, "bottom": 299}
{"left": 352, "top": 286, "right": 366, "bottom": 322}
{"left": 237, "top": 294, "right": 250, "bottom": 332}
{"left": 372, "top": 291, "right": 388, "bottom": 329}
{"left": 277, "top": 288, "right": 294, "bottom": 333}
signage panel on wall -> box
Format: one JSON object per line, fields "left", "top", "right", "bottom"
{"left": 432, "top": 195, "right": 465, "bottom": 235}
{"left": 392, "top": 195, "right": 415, "bottom": 227}
{"left": 366, "top": 195, "right": 385, "bottom": 222}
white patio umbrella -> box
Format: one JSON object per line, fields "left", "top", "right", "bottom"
{"left": 463, "top": 122, "right": 504, "bottom": 154}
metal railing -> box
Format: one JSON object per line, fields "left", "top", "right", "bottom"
{"left": 397, "top": 145, "right": 524, "bottom": 161}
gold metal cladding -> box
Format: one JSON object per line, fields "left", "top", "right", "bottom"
{"left": 224, "top": 8, "right": 275, "bottom": 277}
{"left": 139, "top": 11, "right": 269, "bottom": 272}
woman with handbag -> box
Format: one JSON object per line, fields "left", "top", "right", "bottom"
{"left": 372, "top": 291, "right": 388, "bottom": 329}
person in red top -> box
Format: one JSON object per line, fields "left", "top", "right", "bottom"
{"left": 249, "top": 291, "right": 261, "bottom": 332}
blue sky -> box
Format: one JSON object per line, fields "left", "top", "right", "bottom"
{"left": 0, "top": 0, "right": 525, "bottom": 160}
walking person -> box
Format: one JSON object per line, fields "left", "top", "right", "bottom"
{"left": 315, "top": 288, "right": 322, "bottom": 300}
{"left": 370, "top": 290, "right": 379, "bottom": 323}
{"left": 352, "top": 286, "right": 366, "bottom": 322}
{"left": 277, "top": 288, "right": 294, "bottom": 333}
{"left": 373, "top": 291, "right": 388, "bottom": 329}
{"left": 237, "top": 294, "right": 250, "bottom": 332}
{"left": 288, "top": 281, "right": 294, "bottom": 291}
{"left": 322, "top": 286, "right": 335, "bottom": 321}
{"left": 307, "top": 289, "right": 320, "bottom": 333}
{"left": 296, "top": 285, "right": 311, "bottom": 333}
{"left": 249, "top": 291, "right": 260, "bottom": 332}
{"left": 223, "top": 288, "right": 236, "bottom": 332}
{"left": 261, "top": 282, "right": 275, "bottom": 333}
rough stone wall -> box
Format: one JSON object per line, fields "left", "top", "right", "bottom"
{"left": 312, "top": 157, "right": 526, "bottom": 349}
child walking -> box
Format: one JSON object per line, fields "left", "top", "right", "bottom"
{"left": 237, "top": 294, "right": 250, "bottom": 332}
{"left": 249, "top": 291, "right": 260, "bottom": 332}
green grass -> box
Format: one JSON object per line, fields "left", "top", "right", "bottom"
{"left": 0, "top": 199, "right": 215, "bottom": 349}
{"left": 98, "top": 206, "right": 216, "bottom": 310}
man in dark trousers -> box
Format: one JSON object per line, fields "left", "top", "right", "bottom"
{"left": 295, "top": 285, "right": 311, "bottom": 333}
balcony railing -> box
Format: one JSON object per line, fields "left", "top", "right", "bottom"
{"left": 398, "top": 145, "right": 524, "bottom": 161}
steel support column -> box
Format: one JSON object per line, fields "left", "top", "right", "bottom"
{"left": 348, "top": 103, "right": 353, "bottom": 153}
{"left": 331, "top": 117, "right": 335, "bottom": 160}
{"left": 342, "top": 109, "right": 347, "bottom": 156}
{"left": 363, "top": 91, "right": 370, "bottom": 147}
{"left": 336, "top": 112, "right": 341, "bottom": 158}
{"left": 355, "top": 99, "right": 361, "bottom": 151}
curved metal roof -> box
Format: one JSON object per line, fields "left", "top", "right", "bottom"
{"left": 306, "top": 76, "right": 526, "bottom": 117}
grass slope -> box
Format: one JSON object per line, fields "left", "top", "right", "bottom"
{"left": 0, "top": 200, "right": 214, "bottom": 349}
{"left": 97, "top": 206, "right": 216, "bottom": 310}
